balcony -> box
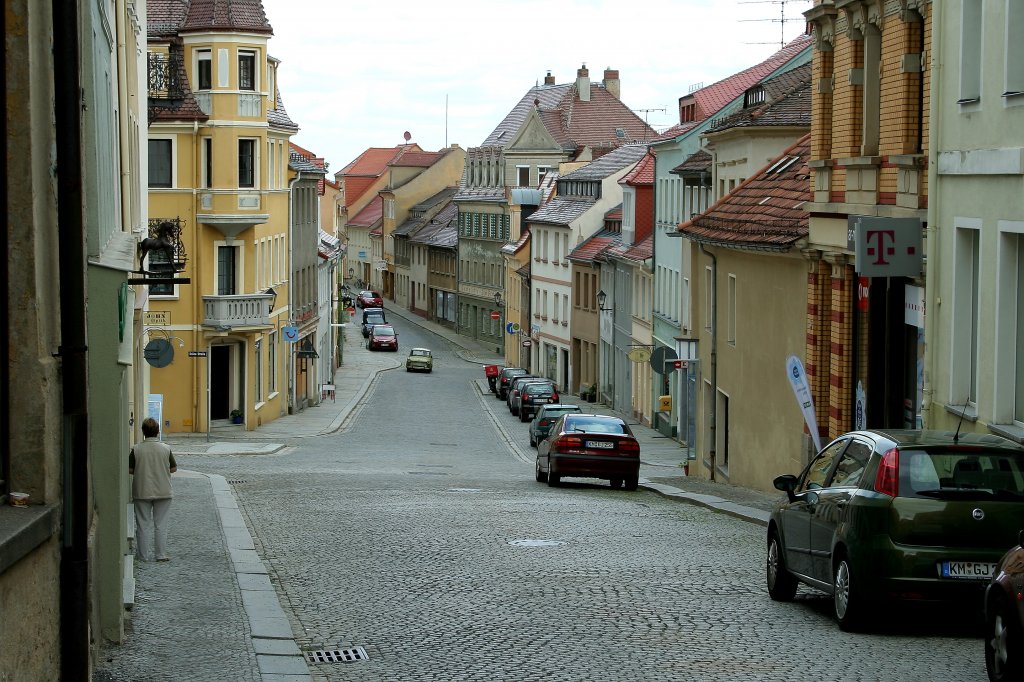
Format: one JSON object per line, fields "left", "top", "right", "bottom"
{"left": 203, "top": 293, "right": 274, "bottom": 329}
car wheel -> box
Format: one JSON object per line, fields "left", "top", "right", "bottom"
{"left": 624, "top": 476, "right": 639, "bottom": 491}
{"left": 833, "top": 555, "right": 864, "bottom": 631}
{"left": 610, "top": 478, "right": 622, "bottom": 489}
{"left": 535, "top": 460, "right": 547, "bottom": 483}
{"left": 547, "top": 468, "right": 560, "bottom": 487}
{"left": 529, "top": 435, "right": 537, "bottom": 447}
{"left": 519, "top": 410, "right": 529, "bottom": 422}
{"left": 766, "top": 531, "right": 798, "bottom": 602}
{"left": 987, "top": 595, "right": 1023, "bottom": 681}
{"left": 427, "top": 368, "right": 432, "bottom": 373}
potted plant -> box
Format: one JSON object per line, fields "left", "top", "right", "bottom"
{"left": 229, "top": 409, "right": 243, "bottom": 424}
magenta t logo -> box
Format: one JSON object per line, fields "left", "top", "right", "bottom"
{"left": 865, "top": 229, "right": 895, "bottom": 265}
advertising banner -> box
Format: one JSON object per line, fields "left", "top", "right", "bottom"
{"left": 786, "top": 355, "right": 822, "bottom": 453}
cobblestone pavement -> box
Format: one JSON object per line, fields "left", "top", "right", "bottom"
{"left": 94, "top": 306, "right": 989, "bottom": 681}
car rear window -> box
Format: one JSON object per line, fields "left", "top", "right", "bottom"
{"left": 374, "top": 326, "right": 395, "bottom": 335}
{"left": 899, "top": 448, "right": 1024, "bottom": 500}
{"left": 366, "top": 314, "right": 385, "bottom": 324}
{"left": 525, "top": 384, "right": 553, "bottom": 394}
{"left": 565, "top": 417, "right": 628, "bottom": 434}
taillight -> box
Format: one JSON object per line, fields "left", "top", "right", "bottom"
{"left": 874, "top": 448, "right": 899, "bottom": 497}
{"left": 554, "top": 436, "right": 583, "bottom": 452}
{"left": 618, "top": 439, "right": 640, "bottom": 455}
{"left": 539, "top": 419, "right": 550, "bottom": 427}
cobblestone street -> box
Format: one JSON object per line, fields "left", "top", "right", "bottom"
{"left": 95, "top": 315, "right": 988, "bottom": 682}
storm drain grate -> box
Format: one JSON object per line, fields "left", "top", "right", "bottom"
{"left": 304, "top": 647, "right": 369, "bottom": 664}
{"left": 227, "top": 480, "right": 246, "bottom": 484}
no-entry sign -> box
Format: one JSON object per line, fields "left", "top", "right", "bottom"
{"left": 490, "top": 310, "right": 501, "bottom": 320}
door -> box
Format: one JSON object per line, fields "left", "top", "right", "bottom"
{"left": 210, "top": 345, "right": 230, "bottom": 419}
{"left": 809, "top": 439, "right": 872, "bottom": 582}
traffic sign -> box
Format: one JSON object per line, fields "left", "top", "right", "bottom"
{"left": 490, "top": 310, "right": 501, "bottom": 320}
{"left": 672, "top": 360, "right": 688, "bottom": 370}
{"left": 650, "top": 346, "right": 678, "bottom": 375}
{"left": 187, "top": 351, "right": 207, "bottom": 357}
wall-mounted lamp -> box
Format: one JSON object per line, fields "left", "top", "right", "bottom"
{"left": 348, "top": 267, "right": 355, "bottom": 280}
{"left": 596, "top": 290, "right": 613, "bottom": 312}
{"left": 265, "top": 286, "right": 278, "bottom": 314}
{"left": 494, "top": 291, "right": 505, "bottom": 308}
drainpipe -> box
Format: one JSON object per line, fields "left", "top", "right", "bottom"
{"left": 698, "top": 242, "right": 717, "bottom": 482}
{"left": 287, "top": 171, "right": 304, "bottom": 414}
{"left": 922, "top": 1, "right": 940, "bottom": 428}
{"left": 53, "top": 0, "right": 90, "bottom": 676}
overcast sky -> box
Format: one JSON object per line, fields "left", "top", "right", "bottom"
{"left": 260, "top": 0, "right": 813, "bottom": 173}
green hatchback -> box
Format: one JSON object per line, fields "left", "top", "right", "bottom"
{"left": 528, "top": 404, "right": 581, "bottom": 447}
{"left": 405, "top": 348, "right": 433, "bottom": 373}
{"left": 767, "top": 429, "right": 1024, "bottom": 630}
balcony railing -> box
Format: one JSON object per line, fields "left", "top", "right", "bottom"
{"left": 147, "top": 52, "right": 184, "bottom": 101}
{"left": 203, "top": 293, "right": 274, "bottom": 328}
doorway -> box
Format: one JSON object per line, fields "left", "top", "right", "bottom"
{"left": 210, "top": 345, "right": 230, "bottom": 419}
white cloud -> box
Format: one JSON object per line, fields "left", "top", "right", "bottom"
{"left": 264, "top": 0, "right": 812, "bottom": 170}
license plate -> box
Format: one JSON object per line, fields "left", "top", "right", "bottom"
{"left": 940, "top": 561, "right": 997, "bottom": 580}
{"left": 586, "top": 441, "right": 614, "bottom": 449}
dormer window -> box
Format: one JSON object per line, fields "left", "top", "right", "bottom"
{"left": 239, "top": 50, "right": 256, "bottom": 91}
{"left": 744, "top": 85, "right": 765, "bottom": 108}
{"left": 197, "top": 49, "right": 212, "bottom": 90}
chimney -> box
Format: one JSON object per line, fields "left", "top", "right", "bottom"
{"left": 544, "top": 71, "right": 555, "bottom": 86}
{"left": 576, "top": 63, "right": 590, "bottom": 102}
{"left": 603, "top": 67, "right": 620, "bottom": 100}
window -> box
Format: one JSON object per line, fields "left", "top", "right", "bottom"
{"left": 862, "top": 24, "right": 881, "bottom": 155}
{"left": 704, "top": 266, "right": 713, "bottom": 330}
{"left": 267, "top": 63, "right": 276, "bottom": 106}
{"left": 239, "top": 50, "right": 256, "bottom": 91}
{"left": 727, "top": 274, "right": 737, "bottom": 345}
{"left": 255, "top": 341, "right": 263, "bottom": 402}
{"left": 829, "top": 440, "right": 871, "bottom": 488}
{"left": 1009, "top": 0, "right": 1024, "bottom": 96}
{"left": 802, "top": 438, "right": 849, "bottom": 491}
{"left": 959, "top": 1, "right": 982, "bottom": 103}
{"left": 238, "top": 139, "right": 255, "bottom": 188}
{"left": 517, "top": 165, "right": 530, "bottom": 187}
{"left": 197, "top": 49, "right": 212, "bottom": 90}
{"left": 203, "top": 138, "right": 212, "bottom": 188}
{"left": 538, "top": 166, "right": 550, "bottom": 182}
{"left": 217, "top": 245, "right": 237, "bottom": 295}
{"left": 268, "top": 332, "right": 277, "bottom": 392}
{"left": 953, "top": 220, "right": 981, "bottom": 405}
{"left": 148, "top": 139, "right": 172, "bottom": 188}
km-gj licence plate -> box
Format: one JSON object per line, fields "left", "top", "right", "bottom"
{"left": 940, "top": 561, "right": 997, "bottom": 580}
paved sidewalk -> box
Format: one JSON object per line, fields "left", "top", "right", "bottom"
{"left": 100, "top": 302, "right": 780, "bottom": 681}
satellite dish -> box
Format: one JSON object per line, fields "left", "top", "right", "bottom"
{"left": 144, "top": 339, "right": 174, "bottom": 368}
{"left": 403, "top": 131, "right": 411, "bottom": 142}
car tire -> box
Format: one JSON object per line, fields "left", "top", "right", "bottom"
{"left": 766, "top": 531, "right": 798, "bottom": 602}
{"left": 624, "top": 476, "right": 639, "bottom": 491}
{"left": 833, "top": 554, "right": 865, "bottom": 631}
{"left": 547, "top": 468, "right": 560, "bottom": 487}
{"left": 519, "top": 410, "right": 529, "bottom": 423}
{"left": 610, "top": 478, "right": 622, "bottom": 489}
{"left": 535, "top": 460, "right": 547, "bottom": 483}
{"left": 529, "top": 435, "right": 537, "bottom": 447}
{"left": 987, "top": 595, "right": 1023, "bottom": 681}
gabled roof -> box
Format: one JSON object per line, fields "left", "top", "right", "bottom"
{"left": 180, "top": 0, "right": 273, "bottom": 34}
{"left": 394, "top": 188, "right": 459, "bottom": 237}
{"left": 148, "top": 0, "right": 191, "bottom": 37}
{"left": 672, "top": 149, "right": 712, "bottom": 176}
{"left": 340, "top": 145, "right": 419, "bottom": 176}
{"left": 409, "top": 203, "right": 458, "bottom": 249}
{"left": 501, "top": 226, "right": 531, "bottom": 255}
{"left": 527, "top": 198, "right": 594, "bottom": 227}
{"left": 480, "top": 72, "right": 656, "bottom": 151}
{"left": 348, "top": 196, "right": 383, "bottom": 228}
{"left": 621, "top": 150, "right": 655, "bottom": 186}
{"left": 621, "top": 233, "right": 653, "bottom": 261}
{"left": 651, "top": 122, "right": 699, "bottom": 143}
{"left": 560, "top": 144, "right": 647, "bottom": 182}
{"left": 393, "top": 150, "right": 449, "bottom": 168}
{"left": 706, "top": 63, "right": 811, "bottom": 134}
{"left": 680, "top": 33, "right": 812, "bottom": 123}
{"left": 676, "top": 134, "right": 810, "bottom": 251}
{"left": 568, "top": 228, "right": 622, "bottom": 264}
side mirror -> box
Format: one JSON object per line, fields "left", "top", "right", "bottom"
{"left": 774, "top": 474, "right": 799, "bottom": 502}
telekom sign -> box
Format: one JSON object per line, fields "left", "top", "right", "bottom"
{"left": 849, "top": 216, "right": 923, "bottom": 278}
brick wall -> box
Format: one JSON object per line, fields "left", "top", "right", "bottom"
{"left": 827, "top": 264, "right": 854, "bottom": 439}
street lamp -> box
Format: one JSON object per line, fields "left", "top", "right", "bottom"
{"left": 264, "top": 286, "right": 278, "bottom": 314}
{"left": 494, "top": 291, "right": 505, "bottom": 308}
{"left": 596, "top": 289, "right": 612, "bottom": 312}
{"left": 348, "top": 266, "right": 354, "bottom": 281}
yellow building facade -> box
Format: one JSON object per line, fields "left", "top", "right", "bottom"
{"left": 146, "top": 5, "right": 295, "bottom": 432}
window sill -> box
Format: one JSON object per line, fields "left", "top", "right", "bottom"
{"left": 0, "top": 503, "right": 59, "bottom": 576}
{"left": 944, "top": 402, "right": 978, "bottom": 422}
{"left": 988, "top": 423, "right": 1024, "bottom": 445}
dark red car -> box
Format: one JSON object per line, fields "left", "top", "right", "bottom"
{"left": 985, "top": 530, "right": 1023, "bottom": 681}
{"left": 366, "top": 324, "right": 397, "bottom": 351}
{"left": 535, "top": 414, "right": 640, "bottom": 490}
{"left": 356, "top": 290, "right": 383, "bottom": 308}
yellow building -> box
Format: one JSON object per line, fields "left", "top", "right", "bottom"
{"left": 146, "top": 0, "right": 297, "bottom": 432}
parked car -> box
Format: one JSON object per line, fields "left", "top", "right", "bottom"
{"left": 529, "top": 404, "right": 582, "bottom": 447}
{"left": 507, "top": 376, "right": 545, "bottom": 414}
{"left": 985, "top": 530, "right": 1024, "bottom": 681}
{"left": 356, "top": 290, "right": 383, "bottom": 308}
{"left": 519, "top": 382, "right": 560, "bottom": 422}
{"left": 366, "top": 324, "right": 398, "bottom": 351}
{"left": 406, "top": 348, "right": 433, "bottom": 373}
{"left": 496, "top": 367, "right": 528, "bottom": 401}
{"left": 766, "top": 429, "right": 1024, "bottom": 631}
{"left": 361, "top": 308, "right": 386, "bottom": 337}
{"left": 536, "top": 413, "right": 640, "bottom": 490}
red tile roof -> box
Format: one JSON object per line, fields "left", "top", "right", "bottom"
{"left": 676, "top": 134, "right": 810, "bottom": 251}
{"left": 621, "top": 150, "right": 655, "bottom": 186}
{"left": 568, "top": 229, "right": 622, "bottom": 263}
{"left": 393, "top": 150, "right": 448, "bottom": 168}
{"left": 621, "top": 233, "right": 653, "bottom": 261}
{"left": 180, "top": 0, "right": 273, "bottom": 34}
{"left": 679, "top": 33, "right": 812, "bottom": 123}
{"left": 340, "top": 145, "right": 419, "bottom": 176}
{"left": 348, "top": 196, "right": 383, "bottom": 228}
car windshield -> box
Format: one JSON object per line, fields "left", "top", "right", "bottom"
{"left": 410, "top": 349, "right": 430, "bottom": 357}
{"left": 365, "top": 315, "right": 385, "bottom": 324}
{"left": 565, "top": 417, "right": 628, "bottom": 434}
{"left": 900, "top": 448, "right": 1024, "bottom": 500}
{"left": 373, "top": 326, "right": 395, "bottom": 336}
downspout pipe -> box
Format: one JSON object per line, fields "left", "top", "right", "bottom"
{"left": 698, "top": 242, "right": 717, "bottom": 482}
{"left": 53, "top": 0, "right": 91, "bottom": 676}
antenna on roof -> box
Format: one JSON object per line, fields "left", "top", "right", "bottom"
{"left": 738, "top": 0, "right": 811, "bottom": 48}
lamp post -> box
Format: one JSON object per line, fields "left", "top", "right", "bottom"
{"left": 264, "top": 286, "right": 278, "bottom": 315}
{"left": 596, "top": 289, "right": 612, "bottom": 312}
{"left": 494, "top": 291, "right": 504, "bottom": 308}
